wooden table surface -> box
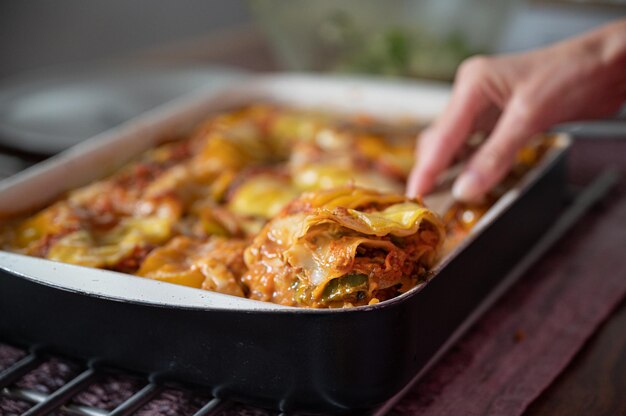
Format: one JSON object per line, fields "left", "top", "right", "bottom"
{"left": 525, "top": 138, "right": 626, "bottom": 416}
{"left": 527, "top": 297, "right": 626, "bottom": 415}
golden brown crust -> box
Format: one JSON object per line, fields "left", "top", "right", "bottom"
{"left": 0, "top": 104, "right": 547, "bottom": 307}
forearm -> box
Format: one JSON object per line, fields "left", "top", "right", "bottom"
{"left": 600, "top": 20, "right": 626, "bottom": 100}
{"left": 596, "top": 18, "right": 626, "bottom": 67}
{"left": 570, "top": 19, "right": 626, "bottom": 91}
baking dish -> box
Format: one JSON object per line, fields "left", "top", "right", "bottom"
{"left": 0, "top": 74, "right": 569, "bottom": 414}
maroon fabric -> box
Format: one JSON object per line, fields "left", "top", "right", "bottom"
{"left": 0, "top": 396, "right": 32, "bottom": 415}
{"left": 71, "top": 374, "right": 144, "bottom": 410}
{"left": 0, "top": 343, "right": 25, "bottom": 372}
{"left": 391, "top": 191, "right": 626, "bottom": 415}
{"left": 134, "top": 389, "right": 211, "bottom": 416}
{"left": 14, "top": 357, "right": 82, "bottom": 394}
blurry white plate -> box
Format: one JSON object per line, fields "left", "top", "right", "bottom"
{"left": 0, "top": 62, "right": 247, "bottom": 154}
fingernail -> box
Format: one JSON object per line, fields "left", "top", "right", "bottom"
{"left": 452, "top": 171, "right": 481, "bottom": 202}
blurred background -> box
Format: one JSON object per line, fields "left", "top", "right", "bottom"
{"left": 3, "top": 0, "right": 626, "bottom": 79}
{"left": 0, "top": 0, "right": 625, "bottom": 160}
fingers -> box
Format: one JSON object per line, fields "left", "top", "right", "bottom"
{"left": 452, "top": 93, "right": 544, "bottom": 202}
{"left": 406, "top": 58, "right": 491, "bottom": 198}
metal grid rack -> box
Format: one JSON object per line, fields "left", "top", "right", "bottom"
{"left": 0, "top": 343, "right": 294, "bottom": 416}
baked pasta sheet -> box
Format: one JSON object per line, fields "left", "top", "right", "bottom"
{"left": 0, "top": 105, "right": 550, "bottom": 308}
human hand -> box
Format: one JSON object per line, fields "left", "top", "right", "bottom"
{"left": 407, "top": 19, "right": 626, "bottom": 202}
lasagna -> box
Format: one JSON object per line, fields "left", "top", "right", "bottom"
{"left": 0, "top": 105, "right": 547, "bottom": 308}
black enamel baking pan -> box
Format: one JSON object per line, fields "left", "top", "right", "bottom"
{"left": 0, "top": 75, "right": 569, "bottom": 414}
